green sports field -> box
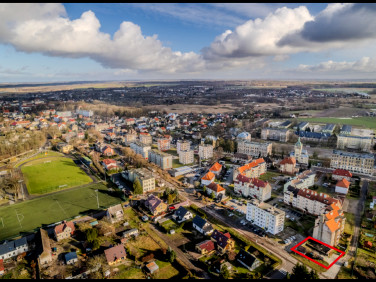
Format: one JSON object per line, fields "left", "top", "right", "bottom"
{"left": 21, "top": 156, "right": 93, "bottom": 194}
{"left": 0, "top": 183, "right": 122, "bottom": 241}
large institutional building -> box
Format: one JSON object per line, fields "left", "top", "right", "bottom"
{"left": 289, "top": 137, "right": 309, "bottom": 165}
{"left": 330, "top": 150, "right": 375, "bottom": 176}
{"left": 261, "top": 128, "right": 292, "bottom": 142}
{"left": 237, "top": 141, "right": 272, "bottom": 157}
{"left": 246, "top": 199, "right": 285, "bottom": 235}
{"left": 336, "top": 125, "right": 373, "bottom": 152}
{"left": 148, "top": 149, "right": 173, "bottom": 170}
{"left": 198, "top": 144, "right": 213, "bottom": 160}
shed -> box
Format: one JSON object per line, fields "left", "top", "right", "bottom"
{"left": 146, "top": 261, "right": 159, "bottom": 274}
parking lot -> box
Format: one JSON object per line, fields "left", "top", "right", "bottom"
{"left": 110, "top": 173, "right": 132, "bottom": 193}
{"left": 278, "top": 206, "right": 303, "bottom": 222}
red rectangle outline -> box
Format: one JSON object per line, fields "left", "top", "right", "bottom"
{"left": 290, "top": 236, "right": 346, "bottom": 270}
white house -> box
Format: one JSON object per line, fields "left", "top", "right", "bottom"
{"left": 192, "top": 215, "right": 214, "bottom": 235}
{"left": 0, "top": 238, "right": 28, "bottom": 261}
{"left": 206, "top": 182, "right": 226, "bottom": 199}
{"left": 172, "top": 207, "right": 193, "bottom": 223}
{"left": 335, "top": 178, "right": 350, "bottom": 195}
{"left": 201, "top": 171, "right": 215, "bottom": 186}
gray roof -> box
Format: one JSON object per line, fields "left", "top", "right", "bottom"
{"left": 0, "top": 237, "right": 27, "bottom": 256}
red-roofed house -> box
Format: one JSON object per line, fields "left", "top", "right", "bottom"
{"left": 102, "top": 159, "right": 118, "bottom": 171}
{"left": 233, "top": 158, "right": 266, "bottom": 181}
{"left": 234, "top": 174, "right": 272, "bottom": 201}
{"left": 332, "top": 169, "right": 352, "bottom": 181}
{"left": 195, "top": 240, "right": 215, "bottom": 256}
{"left": 279, "top": 157, "right": 298, "bottom": 175}
{"left": 206, "top": 183, "right": 226, "bottom": 199}
{"left": 54, "top": 221, "right": 75, "bottom": 242}
{"left": 101, "top": 146, "right": 114, "bottom": 156}
{"left": 209, "top": 162, "right": 222, "bottom": 176}
{"left": 104, "top": 245, "right": 127, "bottom": 266}
{"left": 201, "top": 171, "right": 215, "bottom": 186}
{"left": 335, "top": 178, "right": 350, "bottom": 195}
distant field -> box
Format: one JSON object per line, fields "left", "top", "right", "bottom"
{"left": 297, "top": 117, "right": 376, "bottom": 129}
{"left": 144, "top": 103, "right": 236, "bottom": 114}
{"left": 21, "top": 157, "right": 92, "bottom": 194}
{"left": 0, "top": 183, "right": 122, "bottom": 241}
{"left": 313, "top": 88, "right": 374, "bottom": 94}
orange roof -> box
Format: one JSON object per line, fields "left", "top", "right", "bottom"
{"left": 207, "top": 182, "right": 225, "bottom": 193}
{"left": 202, "top": 171, "right": 215, "bottom": 181}
{"left": 238, "top": 158, "right": 265, "bottom": 174}
{"left": 336, "top": 178, "right": 350, "bottom": 189}
{"left": 280, "top": 157, "right": 296, "bottom": 165}
{"left": 209, "top": 162, "right": 222, "bottom": 172}
{"left": 325, "top": 218, "right": 341, "bottom": 233}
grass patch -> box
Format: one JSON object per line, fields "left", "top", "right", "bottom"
{"left": 21, "top": 157, "right": 92, "bottom": 194}
{"left": 259, "top": 171, "right": 281, "bottom": 183}
{"left": 0, "top": 183, "right": 121, "bottom": 242}
{"left": 14, "top": 151, "right": 64, "bottom": 168}
{"left": 344, "top": 212, "right": 356, "bottom": 235}
{"left": 290, "top": 252, "right": 327, "bottom": 273}
{"left": 172, "top": 159, "right": 185, "bottom": 168}
{"left": 113, "top": 264, "right": 146, "bottom": 279}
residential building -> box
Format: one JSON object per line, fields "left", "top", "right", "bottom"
{"left": 332, "top": 169, "right": 352, "bottom": 181}
{"left": 157, "top": 137, "right": 171, "bottom": 151}
{"left": 192, "top": 215, "right": 214, "bottom": 235}
{"left": 139, "top": 133, "right": 152, "bottom": 145}
{"left": 123, "top": 168, "right": 155, "bottom": 194}
{"left": 102, "top": 159, "right": 118, "bottom": 171}
{"left": 246, "top": 199, "right": 285, "bottom": 235}
{"left": 145, "top": 194, "right": 167, "bottom": 216}
{"left": 337, "top": 135, "right": 373, "bottom": 152}
{"left": 290, "top": 137, "right": 309, "bottom": 165}
{"left": 236, "top": 249, "right": 262, "bottom": 271}
{"left": 104, "top": 245, "right": 127, "bottom": 266}
{"left": 148, "top": 149, "right": 172, "bottom": 170}
{"left": 101, "top": 145, "right": 114, "bottom": 157}
{"left": 233, "top": 158, "right": 267, "bottom": 181}
{"left": 0, "top": 259, "right": 4, "bottom": 276}
{"left": 65, "top": 252, "right": 78, "bottom": 265}
{"left": 210, "top": 229, "right": 235, "bottom": 254}
{"left": 201, "top": 171, "right": 215, "bottom": 186}
{"left": 279, "top": 157, "right": 298, "bottom": 175}
{"left": 206, "top": 182, "right": 226, "bottom": 199}
{"left": 231, "top": 153, "right": 253, "bottom": 163}
{"left": 330, "top": 150, "right": 375, "bottom": 176}
{"left": 261, "top": 128, "right": 292, "bottom": 142}
{"left": 313, "top": 203, "right": 346, "bottom": 246}
{"left": 54, "top": 221, "right": 75, "bottom": 242}
{"left": 130, "top": 141, "right": 151, "bottom": 159}
{"left": 209, "top": 162, "right": 222, "bottom": 176}
{"left": 76, "top": 109, "right": 93, "bottom": 117}
{"left": 284, "top": 187, "right": 342, "bottom": 216}
{"left": 198, "top": 144, "right": 213, "bottom": 160}
{"left": 335, "top": 178, "right": 350, "bottom": 195}
{"left": 236, "top": 131, "right": 252, "bottom": 142}
{"left": 195, "top": 240, "right": 215, "bottom": 256}
{"left": 177, "top": 140, "right": 191, "bottom": 153}
{"left": 0, "top": 238, "right": 28, "bottom": 261}
{"left": 234, "top": 174, "right": 271, "bottom": 201}
{"left": 237, "top": 141, "right": 272, "bottom": 157}
{"left": 283, "top": 170, "right": 316, "bottom": 192}
{"left": 145, "top": 261, "right": 159, "bottom": 274}
{"left": 124, "top": 130, "right": 137, "bottom": 144}
{"left": 172, "top": 206, "right": 193, "bottom": 223}
{"left": 122, "top": 229, "right": 139, "bottom": 239}
{"left": 106, "top": 204, "right": 124, "bottom": 224}
{"left": 57, "top": 142, "right": 73, "bottom": 154}
{"left": 179, "top": 149, "right": 194, "bottom": 165}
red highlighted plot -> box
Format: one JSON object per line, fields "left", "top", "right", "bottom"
{"left": 290, "top": 236, "right": 345, "bottom": 270}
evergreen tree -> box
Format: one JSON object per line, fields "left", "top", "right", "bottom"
{"left": 220, "top": 264, "right": 230, "bottom": 279}
{"left": 169, "top": 249, "right": 176, "bottom": 263}
{"left": 290, "top": 263, "right": 310, "bottom": 279}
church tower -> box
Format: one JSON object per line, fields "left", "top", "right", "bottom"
{"left": 294, "top": 137, "right": 303, "bottom": 158}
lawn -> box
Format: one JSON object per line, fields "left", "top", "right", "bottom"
{"left": 21, "top": 157, "right": 93, "bottom": 194}
{"left": 344, "top": 212, "right": 356, "bottom": 235}
{"left": 172, "top": 159, "right": 185, "bottom": 168}
{"left": 14, "top": 151, "right": 64, "bottom": 168}
{"left": 0, "top": 183, "right": 121, "bottom": 241}
{"left": 259, "top": 171, "right": 281, "bottom": 183}
{"left": 297, "top": 117, "right": 376, "bottom": 130}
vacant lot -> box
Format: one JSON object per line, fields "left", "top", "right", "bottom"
{"left": 0, "top": 183, "right": 121, "bottom": 241}
{"left": 21, "top": 157, "right": 93, "bottom": 194}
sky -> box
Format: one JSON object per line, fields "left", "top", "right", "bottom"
{"left": 1, "top": 3, "right": 376, "bottom": 83}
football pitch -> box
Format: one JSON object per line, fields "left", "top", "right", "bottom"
{"left": 21, "top": 156, "right": 93, "bottom": 194}
{"left": 0, "top": 183, "right": 122, "bottom": 241}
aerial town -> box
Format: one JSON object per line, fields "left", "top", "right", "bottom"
{"left": 0, "top": 79, "right": 375, "bottom": 279}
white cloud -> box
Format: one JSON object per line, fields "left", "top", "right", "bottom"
{"left": 202, "top": 6, "right": 314, "bottom": 60}
{"left": 0, "top": 3, "right": 205, "bottom": 74}
{"left": 296, "top": 57, "right": 376, "bottom": 73}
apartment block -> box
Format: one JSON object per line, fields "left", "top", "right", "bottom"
{"left": 130, "top": 141, "right": 151, "bottom": 159}
{"left": 233, "top": 158, "right": 267, "bottom": 181}
{"left": 237, "top": 140, "right": 272, "bottom": 157}
{"left": 283, "top": 170, "right": 316, "bottom": 192}
{"left": 246, "top": 199, "right": 285, "bottom": 235}
{"left": 330, "top": 150, "right": 375, "bottom": 176}
{"left": 139, "top": 133, "right": 152, "bottom": 145}
{"left": 148, "top": 149, "right": 172, "bottom": 170}
{"left": 198, "top": 144, "right": 213, "bottom": 160}
{"left": 157, "top": 138, "right": 171, "bottom": 151}
{"left": 261, "top": 128, "right": 292, "bottom": 142}
{"left": 179, "top": 149, "right": 194, "bottom": 165}
{"left": 123, "top": 168, "right": 155, "bottom": 194}
{"left": 177, "top": 140, "right": 191, "bottom": 153}
{"left": 234, "top": 174, "right": 272, "bottom": 202}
